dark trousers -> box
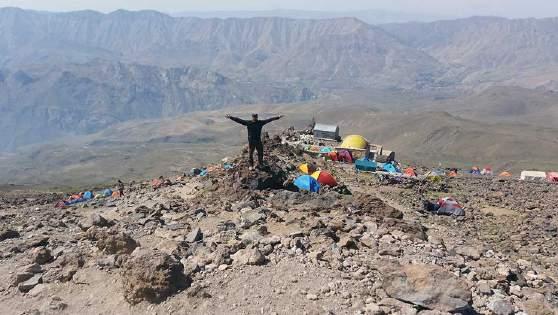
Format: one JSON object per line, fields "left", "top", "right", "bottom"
{"left": 248, "top": 141, "right": 264, "bottom": 166}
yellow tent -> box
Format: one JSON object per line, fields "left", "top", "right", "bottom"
{"left": 299, "top": 163, "right": 317, "bottom": 174}
{"left": 339, "top": 135, "right": 368, "bottom": 150}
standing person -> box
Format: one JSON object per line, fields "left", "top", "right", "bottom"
{"left": 226, "top": 113, "right": 284, "bottom": 168}
{"left": 117, "top": 179, "right": 125, "bottom": 197}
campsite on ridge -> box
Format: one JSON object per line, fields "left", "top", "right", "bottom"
{"left": 1, "top": 2, "right": 558, "bottom": 315}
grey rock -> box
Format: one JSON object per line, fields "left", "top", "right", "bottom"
{"left": 488, "top": 298, "right": 514, "bottom": 315}
{"left": 455, "top": 246, "right": 481, "bottom": 260}
{"left": 0, "top": 228, "right": 20, "bottom": 241}
{"left": 91, "top": 214, "right": 114, "bottom": 228}
{"left": 381, "top": 263, "right": 472, "bottom": 312}
{"left": 18, "top": 274, "right": 42, "bottom": 293}
{"left": 231, "top": 248, "right": 266, "bottom": 266}
{"left": 186, "top": 227, "right": 203, "bottom": 243}
{"left": 31, "top": 247, "right": 53, "bottom": 265}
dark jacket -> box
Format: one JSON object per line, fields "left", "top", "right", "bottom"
{"left": 228, "top": 116, "right": 281, "bottom": 144}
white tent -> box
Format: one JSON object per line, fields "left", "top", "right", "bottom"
{"left": 520, "top": 171, "right": 547, "bottom": 181}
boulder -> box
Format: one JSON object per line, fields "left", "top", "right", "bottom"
{"left": 121, "top": 249, "right": 190, "bottom": 304}
{"left": 31, "top": 247, "right": 53, "bottom": 265}
{"left": 381, "top": 263, "right": 472, "bottom": 312}
{"left": 378, "top": 218, "right": 427, "bottom": 241}
{"left": 18, "top": 274, "right": 42, "bottom": 293}
{"left": 231, "top": 248, "right": 266, "bottom": 266}
{"left": 487, "top": 298, "right": 514, "bottom": 315}
{"left": 86, "top": 227, "right": 138, "bottom": 255}
{"left": 0, "top": 228, "right": 20, "bottom": 241}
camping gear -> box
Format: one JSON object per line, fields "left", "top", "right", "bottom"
{"left": 383, "top": 163, "right": 400, "bottom": 174}
{"left": 520, "top": 171, "right": 547, "bottom": 181}
{"left": 437, "top": 197, "right": 465, "bottom": 216}
{"left": 223, "top": 163, "right": 234, "bottom": 170}
{"left": 337, "top": 150, "right": 353, "bottom": 163}
{"left": 339, "top": 135, "right": 369, "bottom": 150}
{"left": 481, "top": 166, "right": 493, "bottom": 176}
{"left": 313, "top": 123, "right": 340, "bottom": 140}
{"left": 320, "top": 147, "right": 334, "bottom": 154}
{"left": 355, "top": 158, "right": 377, "bottom": 172}
{"left": 83, "top": 191, "right": 93, "bottom": 200}
{"left": 547, "top": 172, "right": 558, "bottom": 183}
{"left": 311, "top": 171, "right": 338, "bottom": 187}
{"left": 404, "top": 167, "right": 417, "bottom": 177}
{"left": 299, "top": 163, "right": 317, "bottom": 174}
{"left": 448, "top": 170, "right": 458, "bottom": 177}
{"left": 112, "top": 191, "right": 122, "bottom": 198}
{"left": 326, "top": 151, "right": 338, "bottom": 161}
{"left": 294, "top": 175, "right": 321, "bottom": 193}
{"left": 424, "top": 197, "right": 465, "bottom": 216}
{"left": 103, "top": 189, "right": 113, "bottom": 197}
{"left": 499, "top": 171, "right": 512, "bottom": 177}
{"left": 470, "top": 166, "right": 481, "bottom": 175}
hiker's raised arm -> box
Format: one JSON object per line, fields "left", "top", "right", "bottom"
{"left": 262, "top": 115, "right": 284, "bottom": 124}
{"left": 226, "top": 115, "right": 248, "bottom": 126}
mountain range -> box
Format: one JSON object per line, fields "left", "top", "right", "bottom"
{"left": 0, "top": 7, "right": 557, "bottom": 185}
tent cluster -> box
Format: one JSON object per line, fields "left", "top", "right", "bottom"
{"left": 55, "top": 188, "right": 119, "bottom": 208}
{"left": 295, "top": 163, "right": 338, "bottom": 193}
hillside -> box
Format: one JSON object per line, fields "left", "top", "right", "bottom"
{"left": 429, "top": 86, "right": 558, "bottom": 126}
{"left": 2, "top": 103, "right": 557, "bottom": 188}
{"left": 0, "top": 61, "right": 312, "bottom": 150}
{"left": 0, "top": 8, "right": 443, "bottom": 87}
{"left": 382, "top": 17, "right": 558, "bottom": 88}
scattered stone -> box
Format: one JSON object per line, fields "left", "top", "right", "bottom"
{"left": 90, "top": 213, "right": 114, "bottom": 228}
{"left": 231, "top": 248, "right": 266, "bottom": 266}
{"left": 31, "top": 247, "right": 53, "bottom": 265}
{"left": 185, "top": 227, "right": 203, "bottom": 243}
{"left": 86, "top": 227, "right": 138, "bottom": 255}
{"left": 306, "top": 293, "right": 318, "bottom": 300}
{"left": 454, "top": 246, "right": 481, "bottom": 260}
{"left": 487, "top": 298, "right": 514, "bottom": 315}
{"left": 0, "top": 228, "right": 20, "bottom": 241}
{"left": 18, "top": 274, "right": 42, "bottom": 293}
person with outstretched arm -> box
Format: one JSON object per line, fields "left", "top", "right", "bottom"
{"left": 226, "top": 113, "right": 284, "bottom": 168}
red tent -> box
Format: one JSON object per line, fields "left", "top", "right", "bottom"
{"left": 547, "top": 172, "right": 558, "bottom": 183}
{"left": 337, "top": 150, "right": 353, "bottom": 163}
{"left": 311, "top": 171, "right": 338, "bottom": 187}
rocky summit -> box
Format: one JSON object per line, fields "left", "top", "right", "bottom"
{"left": 0, "top": 136, "right": 557, "bottom": 315}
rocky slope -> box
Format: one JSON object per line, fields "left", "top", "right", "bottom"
{"left": 0, "top": 136, "right": 556, "bottom": 314}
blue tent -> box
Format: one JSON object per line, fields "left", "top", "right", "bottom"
{"left": 355, "top": 158, "right": 377, "bottom": 172}
{"left": 83, "top": 191, "right": 93, "bottom": 200}
{"left": 103, "top": 189, "right": 113, "bottom": 197}
{"left": 294, "top": 175, "right": 321, "bottom": 193}
{"left": 320, "top": 147, "right": 333, "bottom": 154}
{"left": 383, "top": 163, "right": 400, "bottom": 174}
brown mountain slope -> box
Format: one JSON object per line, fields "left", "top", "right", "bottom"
{"left": 428, "top": 86, "right": 558, "bottom": 127}
{"left": 0, "top": 8, "right": 443, "bottom": 87}
{"left": 381, "top": 17, "right": 558, "bottom": 88}
{"left": 2, "top": 103, "right": 556, "bottom": 187}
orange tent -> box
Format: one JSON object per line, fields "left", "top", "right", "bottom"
{"left": 404, "top": 167, "right": 417, "bottom": 177}
{"left": 311, "top": 171, "right": 338, "bottom": 187}
{"left": 499, "top": 171, "right": 512, "bottom": 177}
{"left": 448, "top": 170, "right": 458, "bottom": 177}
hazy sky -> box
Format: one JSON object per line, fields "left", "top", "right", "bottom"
{"left": 2, "top": 0, "right": 558, "bottom": 18}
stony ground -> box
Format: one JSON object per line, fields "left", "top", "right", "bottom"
{"left": 0, "top": 139, "right": 557, "bottom": 315}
